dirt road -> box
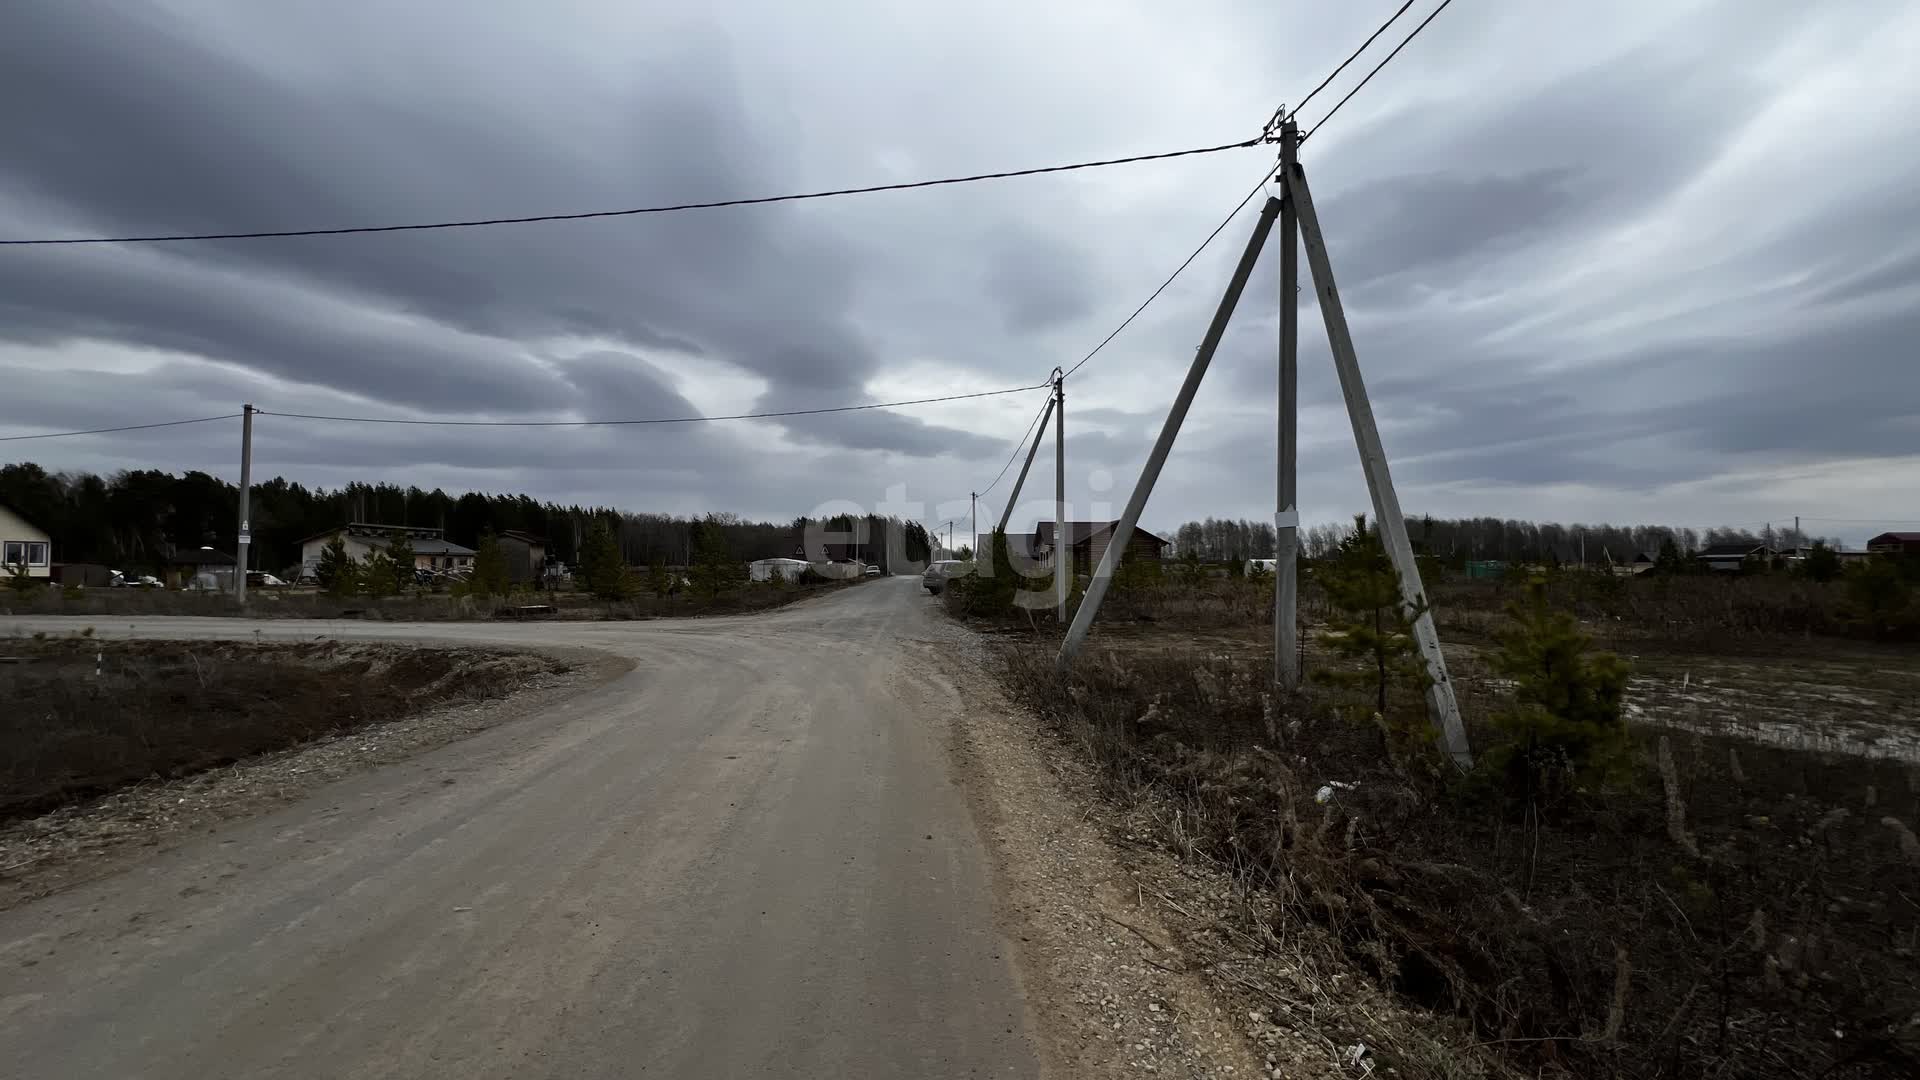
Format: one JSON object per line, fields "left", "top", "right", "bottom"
{"left": 0, "top": 579, "right": 1040, "bottom": 1078}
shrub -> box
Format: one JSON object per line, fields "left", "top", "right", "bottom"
{"left": 1844, "top": 557, "right": 1918, "bottom": 640}
{"left": 470, "top": 532, "right": 511, "bottom": 597}
{"left": 315, "top": 535, "right": 358, "bottom": 598}
{"left": 1315, "top": 515, "right": 1427, "bottom": 719}
{"left": 1481, "top": 581, "right": 1633, "bottom": 799}
{"left": 578, "top": 524, "right": 631, "bottom": 600}
{"left": 360, "top": 550, "right": 400, "bottom": 598}
{"left": 949, "top": 528, "right": 1020, "bottom": 616}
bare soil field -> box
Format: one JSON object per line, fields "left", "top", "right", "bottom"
{"left": 0, "top": 635, "right": 569, "bottom": 821}
{"left": 0, "top": 577, "right": 864, "bottom": 623}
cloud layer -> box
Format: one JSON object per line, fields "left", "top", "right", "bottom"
{"left": 3, "top": 0, "right": 1916, "bottom": 545}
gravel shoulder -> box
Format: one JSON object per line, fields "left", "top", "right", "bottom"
{"left": 910, "top": 615, "right": 1347, "bottom": 1079}
{"left": 0, "top": 645, "right": 627, "bottom": 911}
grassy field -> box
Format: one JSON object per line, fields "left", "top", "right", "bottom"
{"left": 955, "top": 570, "right": 1920, "bottom": 1078}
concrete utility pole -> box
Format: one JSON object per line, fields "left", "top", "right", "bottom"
{"left": 970, "top": 493, "right": 978, "bottom": 562}
{"left": 1054, "top": 372, "right": 1067, "bottom": 621}
{"left": 1058, "top": 196, "right": 1282, "bottom": 668}
{"left": 996, "top": 392, "right": 1055, "bottom": 534}
{"left": 1274, "top": 119, "right": 1301, "bottom": 689}
{"left": 234, "top": 403, "right": 254, "bottom": 604}
{"left": 1285, "top": 158, "right": 1472, "bottom": 769}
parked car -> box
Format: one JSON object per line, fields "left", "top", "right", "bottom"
{"left": 246, "top": 571, "right": 289, "bottom": 588}
{"left": 921, "top": 560, "right": 970, "bottom": 595}
{"left": 109, "top": 571, "right": 162, "bottom": 588}
{"left": 864, "top": 565, "right": 881, "bottom": 577}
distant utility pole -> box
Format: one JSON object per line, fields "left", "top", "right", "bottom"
{"left": 234, "top": 403, "right": 254, "bottom": 604}
{"left": 970, "top": 492, "right": 978, "bottom": 560}
{"left": 1058, "top": 196, "right": 1282, "bottom": 667}
{"left": 1055, "top": 372, "right": 1067, "bottom": 621}
{"left": 1274, "top": 118, "right": 1301, "bottom": 690}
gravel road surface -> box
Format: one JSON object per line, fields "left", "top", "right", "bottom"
{"left": 0, "top": 579, "right": 1041, "bottom": 1078}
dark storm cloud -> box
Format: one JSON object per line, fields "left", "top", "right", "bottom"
{"left": 0, "top": 2, "right": 980, "bottom": 449}
{"left": 983, "top": 232, "right": 1099, "bottom": 334}
{"left": 4, "top": 0, "right": 1917, "bottom": 534}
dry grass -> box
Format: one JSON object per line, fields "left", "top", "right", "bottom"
{"left": 0, "top": 635, "right": 566, "bottom": 821}
{"left": 987, "top": 617, "right": 1920, "bottom": 1078}
{"left": 2, "top": 578, "right": 862, "bottom": 622}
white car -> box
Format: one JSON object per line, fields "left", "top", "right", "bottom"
{"left": 921, "top": 560, "right": 970, "bottom": 595}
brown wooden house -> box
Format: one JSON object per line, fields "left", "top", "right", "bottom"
{"left": 1032, "top": 520, "right": 1169, "bottom": 575}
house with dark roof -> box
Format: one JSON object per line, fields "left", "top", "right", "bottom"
{"left": 1031, "top": 520, "right": 1169, "bottom": 575}
{"left": 1867, "top": 532, "right": 1920, "bottom": 557}
{"left": 165, "top": 546, "right": 236, "bottom": 589}
{"left": 1695, "top": 541, "right": 1775, "bottom": 573}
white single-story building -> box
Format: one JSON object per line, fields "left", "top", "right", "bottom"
{"left": 749, "top": 557, "right": 810, "bottom": 582}
{"left": 0, "top": 500, "right": 52, "bottom": 579}
{"left": 299, "top": 523, "right": 476, "bottom": 578}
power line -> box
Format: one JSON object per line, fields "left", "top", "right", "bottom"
{"left": 1, "top": 140, "right": 1262, "bottom": 247}
{"left": 259, "top": 382, "right": 1048, "bottom": 428}
{"left": 1288, "top": 1, "right": 1417, "bottom": 123}
{"left": 1064, "top": 166, "right": 1276, "bottom": 379}
{"left": 1302, "top": 0, "right": 1457, "bottom": 144}
{"left": 977, "top": 393, "right": 1055, "bottom": 499}
{"left": 0, "top": 413, "right": 242, "bottom": 442}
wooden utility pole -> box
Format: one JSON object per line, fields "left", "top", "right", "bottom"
{"left": 1274, "top": 120, "right": 1301, "bottom": 689}
{"left": 1058, "top": 197, "right": 1282, "bottom": 668}
{"left": 1054, "top": 373, "right": 1067, "bottom": 621}
{"left": 1284, "top": 158, "right": 1471, "bottom": 768}
{"left": 234, "top": 403, "right": 254, "bottom": 604}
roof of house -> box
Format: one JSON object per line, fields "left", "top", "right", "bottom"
{"left": 1697, "top": 542, "right": 1772, "bottom": 559}
{"left": 1868, "top": 532, "right": 1920, "bottom": 545}
{"left": 1034, "top": 521, "right": 1170, "bottom": 547}
{"left": 498, "top": 530, "right": 547, "bottom": 545}
{"left": 407, "top": 539, "right": 476, "bottom": 556}
{"left": 297, "top": 522, "right": 446, "bottom": 546}
{"left": 168, "top": 547, "right": 235, "bottom": 566}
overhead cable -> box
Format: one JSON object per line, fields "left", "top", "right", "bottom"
{"left": 0, "top": 413, "right": 243, "bottom": 442}
{"left": 0, "top": 140, "right": 1262, "bottom": 246}
{"left": 1285, "top": 1, "right": 1418, "bottom": 125}
{"left": 977, "top": 393, "right": 1055, "bottom": 499}
{"left": 1302, "top": 0, "right": 1457, "bottom": 143}
{"left": 1064, "top": 166, "right": 1277, "bottom": 379}
{"left": 258, "top": 383, "right": 1049, "bottom": 428}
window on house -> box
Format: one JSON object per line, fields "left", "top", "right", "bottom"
{"left": 2, "top": 542, "right": 22, "bottom": 567}
{"left": 27, "top": 542, "right": 49, "bottom": 566}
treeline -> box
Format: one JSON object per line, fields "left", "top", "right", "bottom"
{"left": 1172, "top": 514, "right": 1828, "bottom": 565}
{"left": 0, "top": 462, "right": 933, "bottom": 574}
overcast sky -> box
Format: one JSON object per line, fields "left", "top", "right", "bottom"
{"left": 4, "top": 0, "right": 1917, "bottom": 546}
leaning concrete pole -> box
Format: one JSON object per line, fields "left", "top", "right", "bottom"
{"left": 1284, "top": 159, "right": 1472, "bottom": 769}
{"left": 996, "top": 394, "right": 1055, "bottom": 534}
{"left": 1057, "top": 196, "right": 1282, "bottom": 669}
{"left": 1274, "top": 119, "right": 1301, "bottom": 689}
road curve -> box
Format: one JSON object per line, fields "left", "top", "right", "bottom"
{"left": 0, "top": 579, "right": 1041, "bottom": 1078}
